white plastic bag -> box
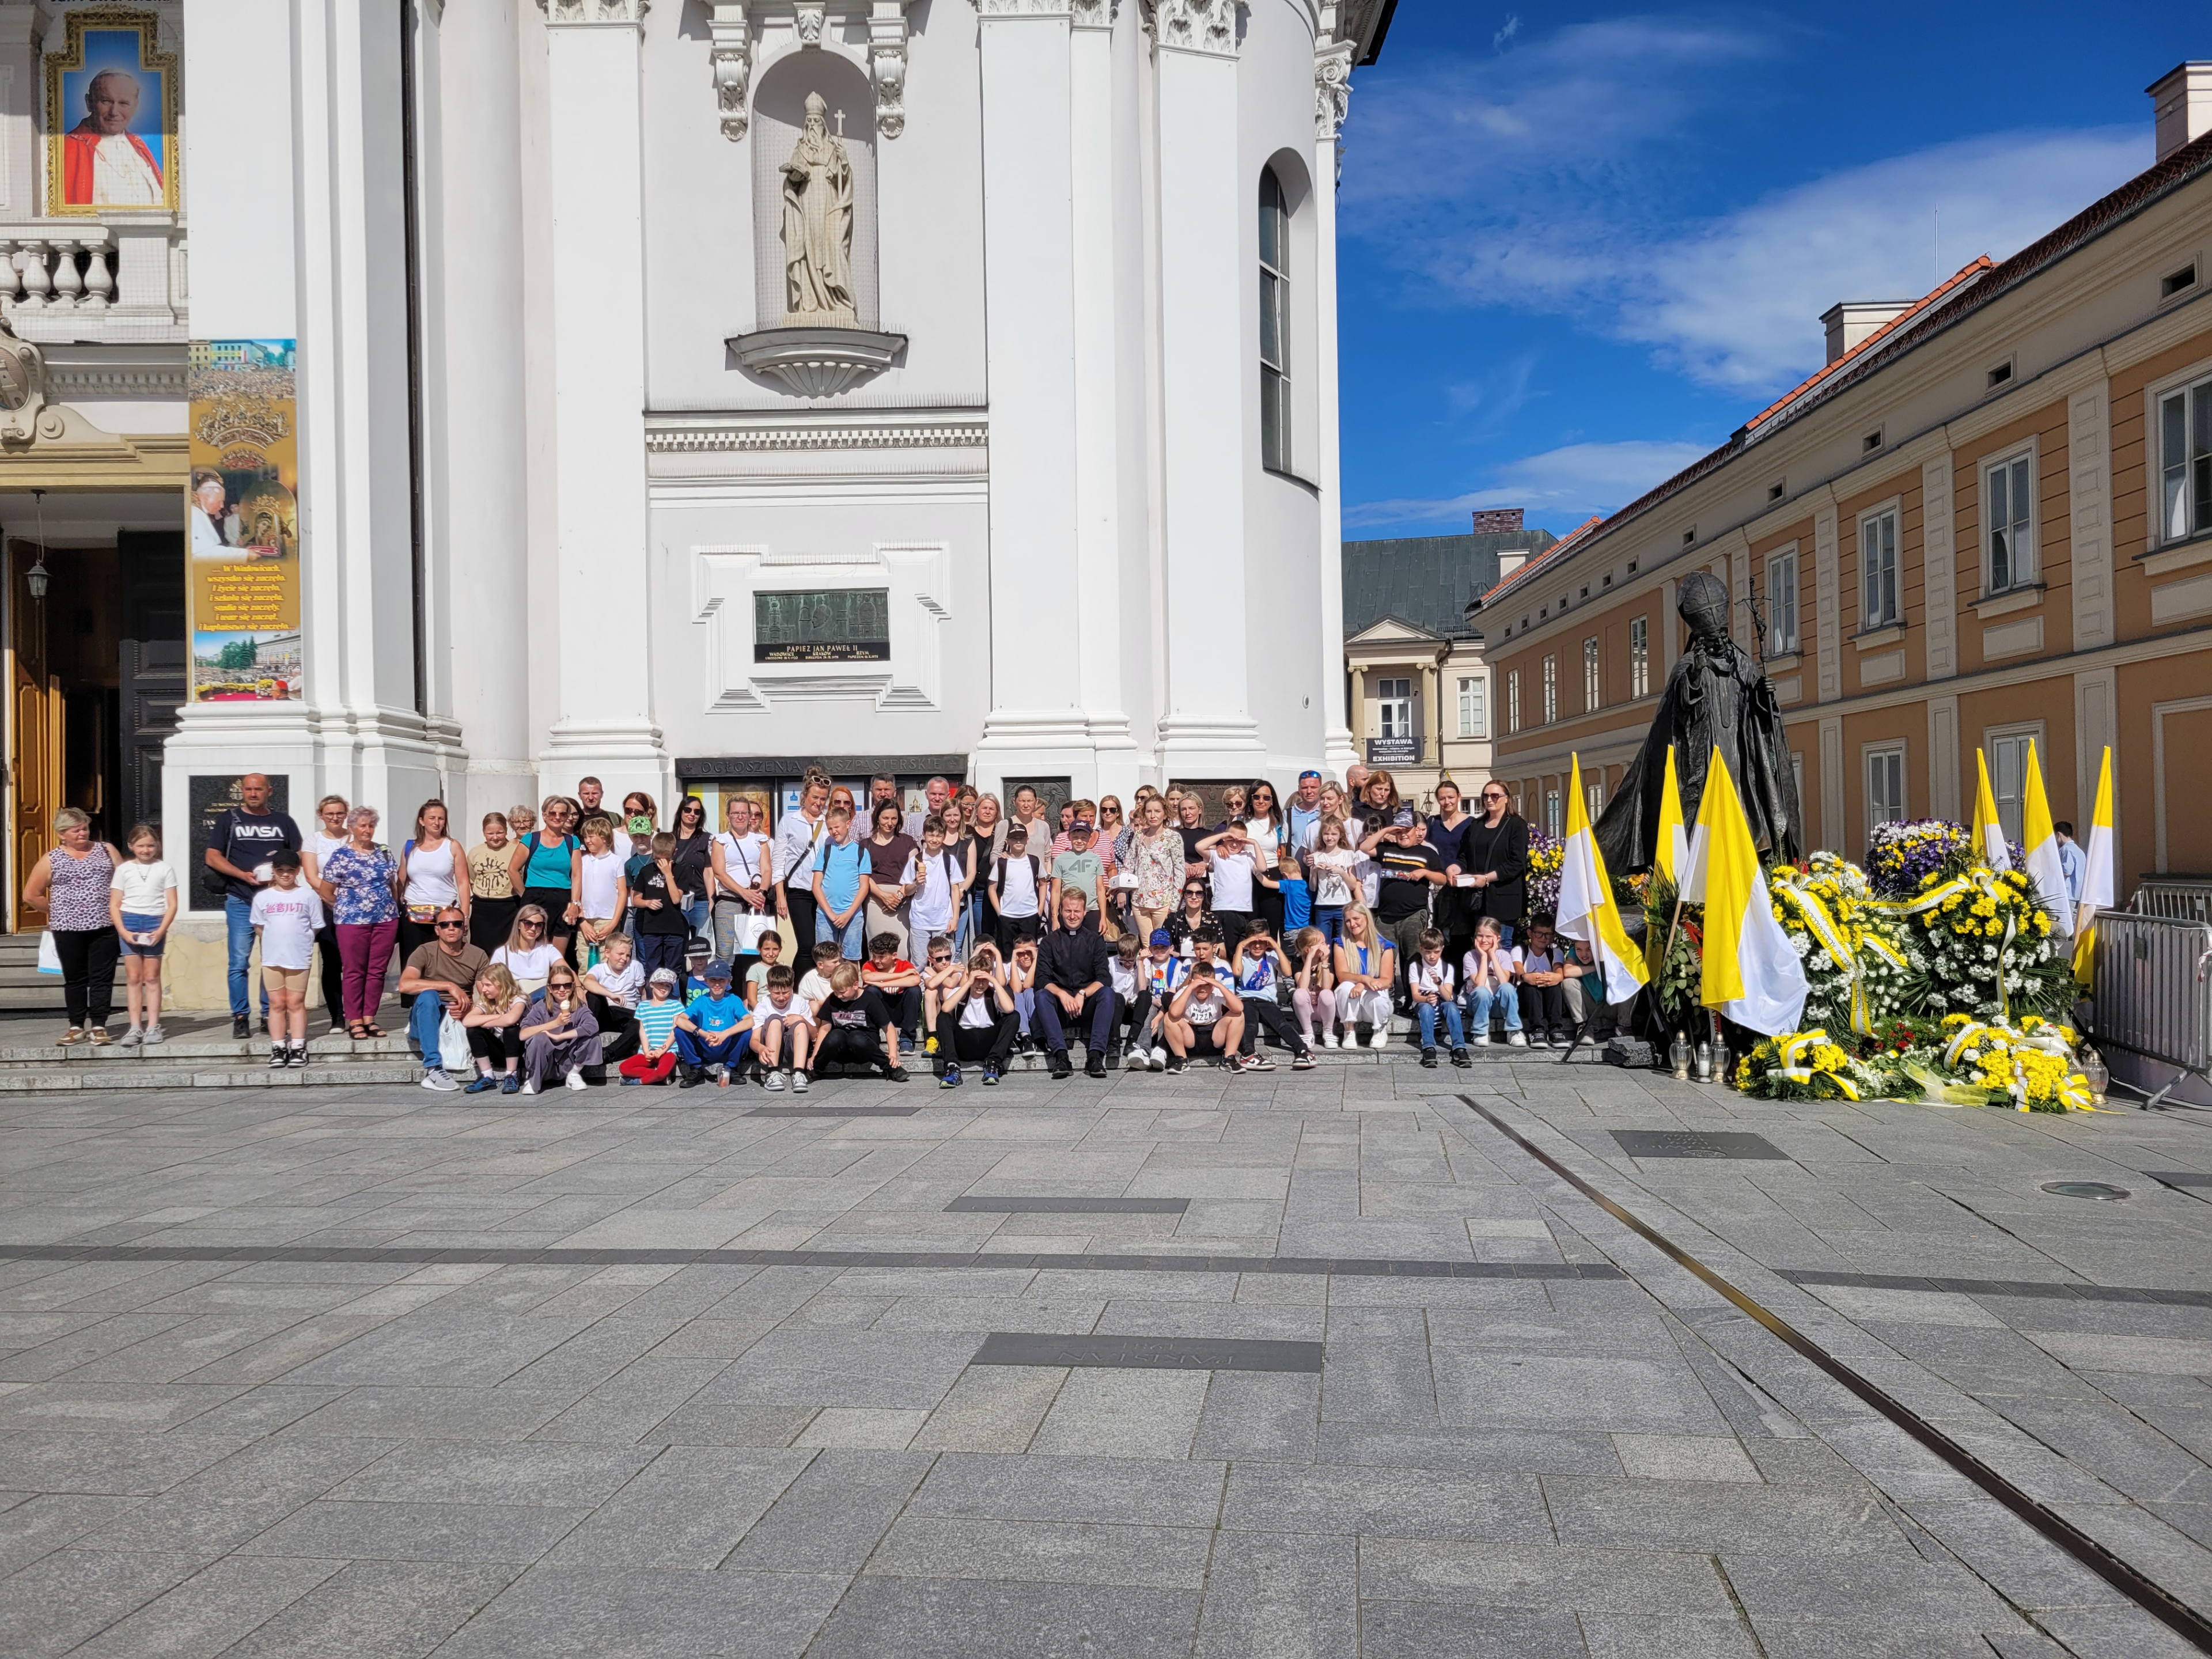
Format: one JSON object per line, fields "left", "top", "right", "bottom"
{"left": 36, "top": 931, "right": 60, "bottom": 975}
{"left": 439, "top": 1010, "right": 474, "bottom": 1074}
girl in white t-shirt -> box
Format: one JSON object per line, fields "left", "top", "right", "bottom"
{"left": 575, "top": 817, "right": 629, "bottom": 961}
{"left": 1302, "top": 817, "right": 1361, "bottom": 950}
{"left": 108, "top": 823, "right": 179, "bottom": 1046}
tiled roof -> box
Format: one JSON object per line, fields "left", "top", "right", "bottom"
{"left": 1478, "top": 124, "right": 2212, "bottom": 614}
{"left": 1340, "top": 527, "right": 1558, "bottom": 639}
{"left": 1470, "top": 515, "right": 1601, "bottom": 613}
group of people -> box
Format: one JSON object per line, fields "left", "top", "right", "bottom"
{"left": 22, "top": 759, "right": 1626, "bottom": 1081}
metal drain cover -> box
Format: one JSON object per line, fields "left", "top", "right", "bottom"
{"left": 2041, "top": 1180, "right": 2130, "bottom": 1201}
{"left": 1611, "top": 1130, "right": 1789, "bottom": 1161}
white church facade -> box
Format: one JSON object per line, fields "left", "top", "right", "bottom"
{"left": 0, "top": 0, "right": 1392, "bottom": 971}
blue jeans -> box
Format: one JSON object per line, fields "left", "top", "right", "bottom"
{"left": 225, "top": 894, "right": 268, "bottom": 1018}
{"left": 1416, "top": 999, "right": 1465, "bottom": 1050}
{"left": 681, "top": 895, "right": 710, "bottom": 942}
{"left": 816, "top": 904, "right": 867, "bottom": 960}
{"left": 408, "top": 988, "right": 450, "bottom": 1070}
{"left": 1312, "top": 906, "right": 1344, "bottom": 949}
{"left": 1461, "top": 982, "right": 1521, "bottom": 1036}
{"left": 676, "top": 1026, "right": 745, "bottom": 1069}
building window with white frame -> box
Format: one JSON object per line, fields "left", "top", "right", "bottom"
{"left": 2159, "top": 373, "right": 2212, "bottom": 543}
{"left": 1506, "top": 669, "right": 1520, "bottom": 733}
{"left": 1376, "top": 677, "right": 1412, "bottom": 741}
{"left": 1987, "top": 730, "right": 2034, "bottom": 846}
{"left": 1582, "top": 637, "right": 1600, "bottom": 711}
{"left": 1866, "top": 745, "right": 1906, "bottom": 835}
{"left": 1457, "top": 674, "right": 1486, "bottom": 738}
{"left": 1259, "top": 168, "right": 1291, "bottom": 475}
{"left": 1985, "top": 452, "right": 2035, "bottom": 592}
{"left": 1585, "top": 777, "right": 1604, "bottom": 820}
{"left": 1861, "top": 508, "right": 1900, "bottom": 629}
{"left": 1544, "top": 787, "right": 1562, "bottom": 838}
{"left": 1630, "top": 616, "right": 1649, "bottom": 697}
{"left": 1767, "top": 549, "right": 1799, "bottom": 654}
{"left": 1541, "top": 655, "right": 1556, "bottom": 723}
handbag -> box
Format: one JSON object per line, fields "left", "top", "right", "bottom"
{"left": 36, "top": 931, "right": 61, "bottom": 976}
{"left": 727, "top": 910, "right": 776, "bottom": 953}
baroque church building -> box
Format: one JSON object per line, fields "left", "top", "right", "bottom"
{"left": 160, "top": 0, "right": 1393, "bottom": 844}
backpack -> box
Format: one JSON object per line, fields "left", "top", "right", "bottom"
{"left": 993, "top": 854, "right": 1040, "bottom": 892}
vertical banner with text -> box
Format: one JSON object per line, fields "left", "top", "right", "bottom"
{"left": 186, "top": 340, "right": 301, "bottom": 702}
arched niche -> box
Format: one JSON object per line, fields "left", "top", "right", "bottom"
{"left": 752, "top": 51, "right": 880, "bottom": 332}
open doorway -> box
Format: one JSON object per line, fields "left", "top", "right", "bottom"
{"left": 6, "top": 529, "right": 182, "bottom": 931}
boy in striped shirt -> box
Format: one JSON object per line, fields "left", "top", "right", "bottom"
{"left": 618, "top": 968, "right": 684, "bottom": 1086}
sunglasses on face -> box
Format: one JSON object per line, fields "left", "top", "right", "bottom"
{"left": 435, "top": 920, "right": 464, "bottom": 930}
{"left": 1184, "top": 887, "right": 1206, "bottom": 896}
{"left": 521, "top": 920, "right": 544, "bottom": 930}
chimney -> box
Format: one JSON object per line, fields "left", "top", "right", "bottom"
{"left": 1471, "top": 507, "right": 1523, "bottom": 535}
{"left": 1494, "top": 547, "right": 1529, "bottom": 582}
{"left": 1820, "top": 300, "right": 1915, "bottom": 365}
{"left": 2152, "top": 62, "right": 2212, "bottom": 163}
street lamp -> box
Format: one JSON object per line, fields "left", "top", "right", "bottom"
{"left": 25, "top": 487, "right": 48, "bottom": 600}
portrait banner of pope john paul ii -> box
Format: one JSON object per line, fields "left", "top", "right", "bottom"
{"left": 46, "top": 10, "right": 177, "bottom": 216}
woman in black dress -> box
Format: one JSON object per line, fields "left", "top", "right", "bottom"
{"left": 1458, "top": 781, "right": 1529, "bottom": 946}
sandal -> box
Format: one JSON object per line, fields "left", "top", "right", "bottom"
{"left": 348, "top": 1021, "right": 371, "bottom": 1041}
{"left": 363, "top": 1022, "right": 387, "bottom": 1037}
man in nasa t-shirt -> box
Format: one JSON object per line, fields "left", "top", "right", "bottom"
{"left": 203, "top": 773, "right": 303, "bottom": 1039}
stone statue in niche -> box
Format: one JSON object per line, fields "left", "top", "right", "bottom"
{"left": 779, "top": 91, "right": 856, "bottom": 326}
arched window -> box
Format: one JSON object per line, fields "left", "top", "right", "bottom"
{"left": 1259, "top": 167, "right": 1290, "bottom": 472}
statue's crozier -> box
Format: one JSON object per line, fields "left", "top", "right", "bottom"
{"left": 779, "top": 91, "right": 857, "bottom": 326}
{"left": 1594, "top": 569, "right": 1805, "bottom": 873}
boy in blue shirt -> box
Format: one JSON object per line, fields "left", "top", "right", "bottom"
{"left": 675, "top": 959, "right": 752, "bottom": 1087}
{"left": 1274, "top": 850, "right": 1312, "bottom": 933}
{"left": 810, "top": 804, "right": 872, "bottom": 961}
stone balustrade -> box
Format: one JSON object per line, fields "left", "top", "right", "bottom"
{"left": 0, "top": 215, "right": 186, "bottom": 343}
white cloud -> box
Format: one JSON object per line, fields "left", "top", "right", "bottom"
{"left": 1341, "top": 19, "right": 2150, "bottom": 392}
{"left": 1346, "top": 438, "right": 1713, "bottom": 531}
{"left": 1492, "top": 14, "right": 1520, "bottom": 50}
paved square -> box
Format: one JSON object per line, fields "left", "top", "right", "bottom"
{"left": 3, "top": 1056, "right": 2212, "bottom": 1656}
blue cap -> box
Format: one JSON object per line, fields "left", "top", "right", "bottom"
{"left": 1149, "top": 930, "right": 1172, "bottom": 948}
{"left": 702, "top": 959, "right": 734, "bottom": 982}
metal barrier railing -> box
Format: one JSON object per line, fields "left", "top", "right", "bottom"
{"left": 2091, "top": 911, "right": 2212, "bottom": 1105}
{"left": 2131, "top": 878, "right": 2212, "bottom": 921}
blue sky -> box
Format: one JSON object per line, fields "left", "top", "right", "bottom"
{"left": 1336, "top": 4, "right": 2202, "bottom": 540}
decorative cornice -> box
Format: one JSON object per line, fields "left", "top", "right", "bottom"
{"left": 646, "top": 412, "right": 987, "bottom": 453}
{"left": 1154, "top": 0, "right": 1236, "bottom": 56}
{"left": 1071, "top": 0, "right": 1113, "bottom": 26}
{"left": 1314, "top": 37, "right": 1354, "bottom": 140}
{"left": 869, "top": 1, "right": 908, "bottom": 139}
{"left": 727, "top": 325, "right": 908, "bottom": 396}
{"left": 537, "top": 0, "right": 649, "bottom": 23}
{"left": 709, "top": 2, "right": 749, "bottom": 141}
{"left": 973, "top": 0, "right": 1076, "bottom": 14}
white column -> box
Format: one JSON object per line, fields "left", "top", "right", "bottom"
{"left": 438, "top": 0, "right": 534, "bottom": 825}
{"left": 1069, "top": 0, "right": 1138, "bottom": 799}
{"left": 1152, "top": 0, "right": 1263, "bottom": 775}
{"left": 1313, "top": 21, "right": 1357, "bottom": 770}
{"left": 970, "top": 1, "right": 1092, "bottom": 795}
{"left": 537, "top": 0, "right": 666, "bottom": 805}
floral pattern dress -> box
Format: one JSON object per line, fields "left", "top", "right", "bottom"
{"left": 321, "top": 844, "right": 399, "bottom": 926}
{"left": 1128, "top": 830, "right": 1183, "bottom": 914}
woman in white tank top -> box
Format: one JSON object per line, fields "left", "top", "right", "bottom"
{"left": 396, "top": 800, "right": 471, "bottom": 997}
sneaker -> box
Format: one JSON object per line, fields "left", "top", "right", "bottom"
{"left": 270, "top": 1045, "right": 288, "bottom": 1069}
{"left": 678, "top": 1069, "right": 703, "bottom": 1089}
{"left": 793, "top": 1070, "right": 812, "bottom": 1092}
{"left": 1048, "top": 1051, "right": 1073, "bottom": 1080}
{"left": 1472, "top": 1032, "right": 1490, "bottom": 1046}
{"left": 56, "top": 1027, "right": 85, "bottom": 1047}
{"left": 141, "top": 1024, "right": 165, "bottom": 1045}
{"left": 231, "top": 1014, "right": 250, "bottom": 1040}
{"left": 1242, "top": 1051, "right": 1277, "bottom": 1072}
{"left": 1165, "top": 1055, "right": 1187, "bottom": 1074}
{"left": 1321, "top": 1030, "right": 1339, "bottom": 1049}
{"left": 1291, "top": 1050, "right": 1316, "bottom": 1070}
{"left": 566, "top": 1070, "right": 590, "bottom": 1092}
{"left": 886, "top": 1066, "right": 910, "bottom": 1083}
{"left": 1451, "top": 1047, "right": 1472, "bottom": 1069}
{"left": 1506, "top": 1031, "right": 1528, "bottom": 1047}
{"left": 1572, "top": 1027, "right": 1595, "bottom": 1048}
{"left": 464, "top": 1073, "right": 498, "bottom": 1093}
{"left": 1124, "top": 1047, "right": 1146, "bottom": 1071}
{"left": 116, "top": 1027, "right": 143, "bottom": 1048}
{"left": 1370, "top": 1028, "right": 1391, "bottom": 1050}
{"left": 1150, "top": 1046, "right": 1169, "bottom": 1071}
{"left": 520, "top": 1079, "right": 539, "bottom": 1095}
{"left": 619, "top": 1075, "right": 641, "bottom": 1086}
{"left": 1085, "top": 1054, "right": 1108, "bottom": 1080}
{"left": 941, "top": 1066, "right": 963, "bottom": 1089}
{"left": 899, "top": 1035, "right": 916, "bottom": 1054}
{"left": 501, "top": 1074, "right": 521, "bottom": 1094}
{"left": 982, "top": 1065, "right": 1001, "bottom": 1085}
{"left": 419, "top": 1069, "right": 461, "bottom": 1092}
{"left": 1420, "top": 1047, "right": 1438, "bottom": 1069}
{"left": 764, "top": 1070, "right": 787, "bottom": 1093}
{"left": 88, "top": 1027, "right": 112, "bottom": 1046}
{"left": 288, "top": 1043, "right": 308, "bottom": 1069}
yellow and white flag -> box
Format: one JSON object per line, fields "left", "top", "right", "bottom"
{"left": 1695, "top": 748, "right": 1808, "bottom": 1036}
{"left": 2072, "top": 746, "right": 2115, "bottom": 985}
{"left": 1558, "top": 755, "right": 1649, "bottom": 1005}
{"left": 1645, "top": 745, "right": 1693, "bottom": 979}
{"left": 1971, "top": 750, "right": 2012, "bottom": 870}
{"left": 2021, "top": 739, "right": 2073, "bottom": 936}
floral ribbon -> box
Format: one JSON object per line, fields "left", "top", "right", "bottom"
{"left": 1941, "top": 1017, "right": 2095, "bottom": 1111}
{"left": 1771, "top": 1027, "right": 1859, "bottom": 1099}
{"left": 1771, "top": 869, "right": 1902, "bottom": 1037}
{"left": 1881, "top": 868, "right": 2018, "bottom": 1020}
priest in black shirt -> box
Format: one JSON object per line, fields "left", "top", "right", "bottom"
{"left": 1035, "top": 888, "right": 1116, "bottom": 1078}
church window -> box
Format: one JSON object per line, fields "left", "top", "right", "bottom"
{"left": 1259, "top": 168, "right": 1291, "bottom": 473}
{"left": 1630, "top": 617, "right": 1649, "bottom": 697}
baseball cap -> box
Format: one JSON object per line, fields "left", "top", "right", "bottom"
{"left": 1071, "top": 819, "right": 1094, "bottom": 834}
{"left": 1392, "top": 807, "right": 1418, "bottom": 828}
{"left": 649, "top": 968, "right": 679, "bottom": 986}
{"left": 267, "top": 848, "right": 301, "bottom": 869}
{"left": 702, "top": 959, "right": 733, "bottom": 982}
{"left": 1149, "top": 930, "right": 1172, "bottom": 948}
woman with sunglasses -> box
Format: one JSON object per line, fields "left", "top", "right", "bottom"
{"left": 1127, "top": 796, "right": 1182, "bottom": 942}
{"left": 518, "top": 960, "right": 601, "bottom": 1094}
{"left": 1459, "top": 780, "right": 1529, "bottom": 947}
{"left": 711, "top": 795, "right": 775, "bottom": 974}
{"left": 1243, "top": 781, "right": 1287, "bottom": 936}
{"left": 1427, "top": 778, "right": 1477, "bottom": 962}
{"left": 509, "top": 796, "right": 582, "bottom": 960}
{"left": 493, "top": 904, "right": 561, "bottom": 996}
{"left": 668, "top": 794, "right": 714, "bottom": 942}
{"left": 1164, "top": 877, "right": 1217, "bottom": 960}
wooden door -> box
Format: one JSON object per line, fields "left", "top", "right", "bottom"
{"left": 10, "top": 541, "right": 60, "bottom": 932}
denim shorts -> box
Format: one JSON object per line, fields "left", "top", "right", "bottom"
{"left": 118, "top": 913, "right": 165, "bottom": 957}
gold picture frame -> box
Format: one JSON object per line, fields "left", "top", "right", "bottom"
{"left": 44, "top": 8, "right": 179, "bottom": 217}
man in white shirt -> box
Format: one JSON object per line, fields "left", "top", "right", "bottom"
{"left": 62, "top": 70, "right": 164, "bottom": 207}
